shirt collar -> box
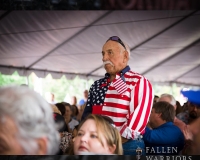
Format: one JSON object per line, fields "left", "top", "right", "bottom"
{"left": 104, "top": 65, "right": 130, "bottom": 78}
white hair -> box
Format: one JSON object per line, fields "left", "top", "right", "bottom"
{"left": 159, "top": 93, "right": 176, "bottom": 106}
{"left": 0, "top": 86, "right": 60, "bottom": 155}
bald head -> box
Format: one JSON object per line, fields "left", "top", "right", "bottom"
{"left": 158, "top": 93, "right": 177, "bottom": 110}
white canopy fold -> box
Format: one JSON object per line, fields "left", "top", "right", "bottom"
{"left": 0, "top": 10, "right": 200, "bottom": 86}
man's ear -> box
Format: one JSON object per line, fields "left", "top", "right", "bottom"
{"left": 36, "top": 137, "right": 48, "bottom": 155}
{"left": 123, "top": 50, "right": 129, "bottom": 63}
{"left": 108, "top": 144, "right": 116, "bottom": 154}
{"left": 157, "top": 113, "right": 162, "bottom": 118}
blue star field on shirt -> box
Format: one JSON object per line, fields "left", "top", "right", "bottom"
{"left": 87, "top": 66, "right": 130, "bottom": 107}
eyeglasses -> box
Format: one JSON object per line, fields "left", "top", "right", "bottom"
{"left": 106, "top": 36, "right": 126, "bottom": 50}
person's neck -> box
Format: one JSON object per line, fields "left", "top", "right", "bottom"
{"left": 65, "top": 117, "right": 71, "bottom": 124}
{"left": 110, "top": 74, "right": 116, "bottom": 82}
{"left": 109, "top": 65, "right": 128, "bottom": 81}
{"left": 157, "top": 120, "right": 167, "bottom": 128}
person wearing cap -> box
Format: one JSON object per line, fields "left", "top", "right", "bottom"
{"left": 177, "top": 90, "right": 200, "bottom": 125}
{"left": 179, "top": 89, "right": 200, "bottom": 155}
{"left": 82, "top": 36, "right": 154, "bottom": 155}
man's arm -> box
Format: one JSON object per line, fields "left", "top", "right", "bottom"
{"left": 119, "top": 77, "right": 154, "bottom": 139}
{"left": 81, "top": 85, "right": 94, "bottom": 121}
{"left": 143, "top": 126, "right": 184, "bottom": 144}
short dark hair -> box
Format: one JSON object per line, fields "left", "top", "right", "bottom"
{"left": 71, "top": 105, "right": 79, "bottom": 116}
{"left": 62, "top": 102, "right": 72, "bottom": 111}
{"left": 55, "top": 103, "right": 66, "bottom": 116}
{"left": 153, "top": 101, "right": 175, "bottom": 122}
{"left": 154, "top": 95, "right": 159, "bottom": 98}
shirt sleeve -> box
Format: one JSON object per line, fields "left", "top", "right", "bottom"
{"left": 143, "top": 126, "right": 184, "bottom": 144}
{"left": 81, "top": 83, "right": 94, "bottom": 121}
{"left": 119, "top": 77, "right": 154, "bottom": 139}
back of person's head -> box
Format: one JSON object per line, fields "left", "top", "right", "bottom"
{"left": 55, "top": 103, "right": 66, "bottom": 116}
{"left": 158, "top": 93, "right": 176, "bottom": 109}
{"left": 0, "top": 86, "right": 60, "bottom": 155}
{"left": 176, "top": 100, "right": 182, "bottom": 115}
{"left": 51, "top": 104, "right": 61, "bottom": 115}
{"left": 153, "top": 101, "right": 175, "bottom": 122}
{"left": 51, "top": 104, "right": 69, "bottom": 132}
{"left": 153, "top": 95, "right": 159, "bottom": 104}
{"left": 77, "top": 114, "right": 123, "bottom": 155}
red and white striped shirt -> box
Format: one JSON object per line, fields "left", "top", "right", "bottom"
{"left": 82, "top": 66, "right": 154, "bottom": 139}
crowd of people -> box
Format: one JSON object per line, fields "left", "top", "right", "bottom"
{"left": 0, "top": 36, "right": 200, "bottom": 156}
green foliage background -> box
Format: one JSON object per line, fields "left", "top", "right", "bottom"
{"left": 0, "top": 71, "right": 94, "bottom": 103}
{"left": 0, "top": 71, "right": 199, "bottom": 105}
{"left": 0, "top": 72, "right": 27, "bottom": 86}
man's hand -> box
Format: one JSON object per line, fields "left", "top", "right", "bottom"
{"left": 183, "top": 125, "right": 193, "bottom": 141}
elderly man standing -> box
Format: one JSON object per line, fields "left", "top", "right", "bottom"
{"left": 0, "top": 86, "right": 60, "bottom": 155}
{"left": 82, "top": 36, "right": 154, "bottom": 155}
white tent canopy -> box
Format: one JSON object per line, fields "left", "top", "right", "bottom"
{"left": 0, "top": 10, "right": 200, "bottom": 86}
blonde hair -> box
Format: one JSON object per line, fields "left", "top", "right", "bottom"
{"left": 78, "top": 114, "right": 123, "bottom": 155}
{"left": 51, "top": 104, "right": 61, "bottom": 115}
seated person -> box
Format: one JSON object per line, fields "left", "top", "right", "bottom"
{"left": 0, "top": 86, "right": 60, "bottom": 155}
{"left": 158, "top": 93, "right": 190, "bottom": 141}
{"left": 180, "top": 89, "right": 200, "bottom": 155}
{"left": 51, "top": 104, "right": 69, "bottom": 132}
{"left": 72, "top": 114, "right": 123, "bottom": 155}
{"left": 71, "top": 105, "right": 79, "bottom": 121}
{"left": 143, "top": 101, "right": 184, "bottom": 155}
{"left": 51, "top": 104, "right": 72, "bottom": 154}
{"left": 62, "top": 102, "right": 79, "bottom": 132}
{"left": 72, "top": 124, "right": 79, "bottom": 140}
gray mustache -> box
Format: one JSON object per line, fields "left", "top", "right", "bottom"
{"left": 103, "top": 61, "right": 114, "bottom": 67}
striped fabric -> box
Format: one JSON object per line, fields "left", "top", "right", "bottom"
{"left": 82, "top": 67, "right": 154, "bottom": 139}
{"left": 102, "top": 71, "right": 154, "bottom": 139}
{"left": 113, "top": 77, "right": 127, "bottom": 94}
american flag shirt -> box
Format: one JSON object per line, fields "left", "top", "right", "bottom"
{"left": 82, "top": 65, "right": 154, "bottom": 139}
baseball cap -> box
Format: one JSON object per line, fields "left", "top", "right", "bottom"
{"left": 181, "top": 89, "right": 200, "bottom": 106}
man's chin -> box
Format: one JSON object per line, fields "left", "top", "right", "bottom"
{"left": 104, "top": 66, "right": 112, "bottom": 72}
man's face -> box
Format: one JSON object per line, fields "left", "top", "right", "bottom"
{"left": 102, "top": 40, "right": 127, "bottom": 75}
{"left": 188, "top": 102, "right": 200, "bottom": 119}
{"left": 0, "top": 115, "right": 25, "bottom": 155}
{"left": 149, "top": 108, "right": 160, "bottom": 129}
